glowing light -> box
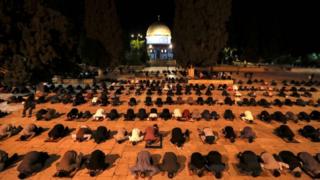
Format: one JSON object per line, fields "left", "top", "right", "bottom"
{"left": 169, "top": 44, "right": 173, "bottom": 49}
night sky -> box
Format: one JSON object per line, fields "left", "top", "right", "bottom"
{"left": 116, "top": 0, "right": 174, "bottom": 34}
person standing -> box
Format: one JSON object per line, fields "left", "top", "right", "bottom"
{"left": 22, "top": 94, "right": 36, "bottom": 118}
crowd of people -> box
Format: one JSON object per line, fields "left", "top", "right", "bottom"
{"left": 0, "top": 70, "right": 319, "bottom": 179}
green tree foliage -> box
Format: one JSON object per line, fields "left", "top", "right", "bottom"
{"left": 84, "top": 0, "right": 123, "bottom": 67}
{"left": 124, "top": 39, "right": 148, "bottom": 65}
{"left": 0, "top": 0, "right": 79, "bottom": 86}
{"left": 173, "top": 0, "right": 231, "bottom": 67}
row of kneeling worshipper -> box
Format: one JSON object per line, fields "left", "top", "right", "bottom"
{"left": 73, "top": 107, "right": 320, "bottom": 123}
{"left": 1, "top": 124, "right": 319, "bottom": 145}
{"left": 1, "top": 149, "right": 320, "bottom": 179}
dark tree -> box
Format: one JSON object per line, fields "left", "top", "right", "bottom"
{"left": 3, "top": 55, "right": 31, "bottom": 87}
{"left": 173, "top": 0, "right": 231, "bottom": 67}
{"left": 84, "top": 0, "right": 124, "bottom": 68}
{"left": 0, "top": 0, "right": 79, "bottom": 85}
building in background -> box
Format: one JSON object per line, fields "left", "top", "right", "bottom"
{"left": 146, "top": 17, "right": 173, "bottom": 61}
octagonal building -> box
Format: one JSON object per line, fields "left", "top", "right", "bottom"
{"left": 146, "top": 19, "right": 173, "bottom": 61}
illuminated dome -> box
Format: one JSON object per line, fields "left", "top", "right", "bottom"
{"left": 146, "top": 22, "right": 171, "bottom": 45}
{"left": 146, "top": 22, "right": 171, "bottom": 37}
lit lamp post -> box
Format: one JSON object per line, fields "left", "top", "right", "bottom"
{"left": 130, "top": 33, "right": 144, "bottom": 49}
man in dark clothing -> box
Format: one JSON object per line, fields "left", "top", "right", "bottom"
{"left": 47, "top": 124, "right": 69, "bottom": 141}
{"left": 223, "top": 109, "right": 235, "bottom": 121}
{"left": 170, "top": 128, "right": 189, "bottom": 148}
{"left": 159, "top": 152, "right": 180, "bottom": 179}
{"left": 0, "top": 150, "right": 18, "bottom": 172}
{"left": 258, "top": 111, "right": 271, "bottom": 123}
{"left": 205, "top": 151, "right": 225, "bottom": 179}
{"left": 67, "top": 108, "right": 79, "bottom": 120}
{"left": 93, "top": 126, "right": 111, "bottom": 144}
{"left": 222, "top": 126, "right": 236, "bottom": 143}
{"left": 189, "top": 152, "right": 206, "bottom": 177}
{"left": 299, "top": 125, "right": 320, "bottom": 142}
{"left": 124, "top": 109, "right": 135, "bottom": 121}
{"left": 275, "top": 125, "right": 295, "bottom": 142}
{"left": 201, "top": 110, "right": 211, "bottom": 121}
{"left": 17, "top": 151, "right": 50, "bottom": 179}
{"left": 22, "top": 94, "right": 36, "bottom": 118}
{"left": 107, "top": 109, "right": 120, "bottom": 120}
{"left": 298, "top": 152, "right": 320, "bottom": 178}
{"left": 155, "top": 98, "right": 163, "bottom": 107}
{"left": 137, "top": 108, "right": 148, "bottom": 120}
{"left": 128, "top": 98, "right": 137, "bottom": 106}
{"left": 160, "top": 109, "right": 171, "bottom": 120}
{"left": 237, "top": 151, "right": 262, "bottom": 177}
{"left": 86, "top": 150, "right": 108, "bottom": 177}
{"left": 278, "top": 151, "right": 302, "bottom": 177}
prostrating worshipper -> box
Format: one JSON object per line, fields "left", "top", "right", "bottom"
{"left": 155, "top": 98, "right": 163, "bottom": 107}
{"left": 186, "top": 97, "right": 194, "bottom": 105}
{"left": 86, "top": 150, "right": 108, "bottom": 177}
{"left": 130, "top": 151, "right": 159, "bottom": 179}
{"left": 144, "top": 125, "right": 161, "bottom": 147}
{"left": 114, "top": 128, "right": 128, "bottom": 144}
{"left": 299, "top": 125, "right": 320, "bottom": 142}
{"left": 176, "top": 96, "right": 184, "bottom": 105}
{"left": 160, "top": 108, "right": 172, "bottom": 120}
{"left": 310, "top": 110, "right": 320, "bottom": 120}
{"left": 72, "top": 125, "right": 92, "bottom": 142}
{"left": 172, "top": 108, "right": 182, "bottom": 120}
{"left": 111, "top": 96, "right": 121, "bottom": 106}
{"left": 222, "top": 126, "right": 236, "bottom": 143}
{"left": 240, "top": 111, "right": 254, "bottom": 123}
{"left": 54, "top": 150, "right": 83, "bottom": 177}
{"left": 205, "top": 151, "right": 226, "bottom": 179}
{"left": 93, "top": 126, "right": 111, "bottom": 144}
{"left": 298, "top": 111, "right": 311, "bottom": 122}
{"left": 223, "top": 109, "right": 235, "bottom": 121}
{"left": 285, "top": 111, "right": 299, "bottom": 123}
{"left": 211, "top": 111, "right": 220, "bottom": 120}
{"left": 145, "top": 96, "right": 153, "bottom": 106}
{"left": 236, "top": 151, "right": 262, "bottom": 177}
{"left": 92, "top": 108, "right": 107, "bottom": 121}
{"left": 240, "top": 126, "right": 256, "bottom": 143}
{"left": 137, "top": 108, "right": 148, "bottom": 120}
{"left": 274, "top": 125, "right": 295, "bottom": 142}
{"left": 22, "top": 94, "right": 36, "bottom": 118}
{"left": 107, "top": 109, "right": 120, "bottom": 120}
{"left": 272, "top": 111, "right": 287, "bottom": 124}
{"left": 124, "top": 108, "right": 136, "bottom": 121}
{"left": 278, "top": 151, "right": 302, "bottom": 177}
{"left": 297, "top": 152, "right": 320, "bottom": 178}
{"left": 129, "top": 128, "right": 144, "bottom": 145}
{"left": 128, "top": 97, "right": 138, "bottom": 106}
{"left": 258, "top": 110, "right": 271, "bottom": 123}
{"left": 47, "top": 124, "right": 69, "bottom": 142}
{"left": 17, "top": 151, "right": 50, "bottom": 179}
{"left": 260, "top": 152, "right": 289, "bottom": 177}
{"left": 206, "top": 97, "right": 215, "bottom": 105}
{"left": 67, "top": 108, "right": 80, "bottom": 120}
{"left": 198, "top": 127, "right": 218, "bottom": 144}
{"left": 224, "top": 97, "right": 234, "bottom": 106}
{"left": 196, "top": 97, "right": 205, "bottom": 105}
{"left": 165, "top": 96, "right": 174, "bottom": 105}
{"left": 192, "top": 109, "right": 202, "bottom": 121}
{"left": 0, "top": 124, "right": 22, "bottom": 139}
{"left": 180, "top": 109, "right": 192, "bottom": 121}
{"left": 0, "top": 150, "right": 18, "bottom": 172}
{"left": 148, "top": 108, "right": 158, "bottom": 120}
{"left": 159, "top": 152, "right": 180, "bottom": 179}
{"left": 170, "top": 127, "right": 189, "bottom": 148}
{"left": 73, "top": 93, "right": 86, "bottom": 106}
{"left": 188, "top": 152, "right": 206, "bottom": 177}
{"left": 19, "top": 123, "right": 43, "bottom": 141}
{"left": 91, "top": 96, "right": 99, "bottom": 106}
{"left": 201, "top": 110, "right": 211, "bottom": 121}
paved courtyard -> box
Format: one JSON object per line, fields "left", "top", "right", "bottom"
{"left": 0, "top": 71, "right": 319, "bottom": 180}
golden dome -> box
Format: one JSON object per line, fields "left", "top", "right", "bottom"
{"left": 146, "top": 22, "right": 171, "bottom": 37}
